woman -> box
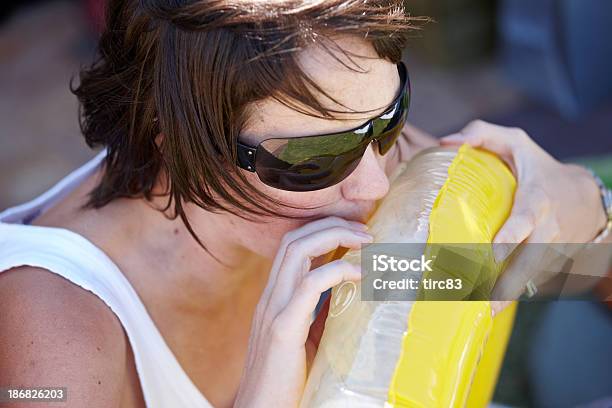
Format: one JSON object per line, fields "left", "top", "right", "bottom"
{"left": 0, "top": 1, "right": 608, "bottom": 407}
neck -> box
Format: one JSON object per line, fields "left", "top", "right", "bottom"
{"left": 109, "top": 195, "right": 274, "bottom": 319}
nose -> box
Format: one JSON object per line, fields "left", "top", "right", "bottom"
{"left": 340, "top": 143, "right": 390, "bottom": 201}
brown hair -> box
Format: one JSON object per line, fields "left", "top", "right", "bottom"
{"left": 72, "top": 0, "right": 426, "bottom": 258}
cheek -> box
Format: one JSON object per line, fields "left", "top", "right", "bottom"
{"left": 247, "top": 217, "right": 302, "bottom": 258}
{"left": 237, "top": 173, "right": 341, "bottom": 257}
{"left": 244, "top": 170, "right": 340, "bottom": 214}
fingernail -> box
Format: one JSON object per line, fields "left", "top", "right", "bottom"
{"left": 350, "top": 222, "right": 369, "bottom": 230}
{"left": 355, "top": 231, "right": 374, "bottom": 241}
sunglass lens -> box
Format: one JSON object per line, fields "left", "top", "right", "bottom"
{"left": 256, "top": 131, "right": 370, "bottom": 191}
{"left": 376, "top": 88, "right": 410, "bottom": 155}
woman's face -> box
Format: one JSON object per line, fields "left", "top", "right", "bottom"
{"left": 214, "top": 36, "right": 404, "bottom": 259}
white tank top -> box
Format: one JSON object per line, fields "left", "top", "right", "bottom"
{"left": 0, "top": 150, "right": 212, "bottom": 408}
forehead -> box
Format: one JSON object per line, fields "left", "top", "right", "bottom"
{"left": 241, "top": 35, "right": 400, "bottom": 144}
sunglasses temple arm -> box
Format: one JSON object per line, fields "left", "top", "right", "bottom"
{"left": 236, "top": 140, "right": 257, "bottom": 172}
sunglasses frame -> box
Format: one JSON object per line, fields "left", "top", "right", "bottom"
{"left": 236, "top": 61, "right": 410, "bottom": 186}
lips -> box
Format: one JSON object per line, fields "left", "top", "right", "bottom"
{"left": 304, "top": 199, "right": 380, "bottom": 226}
{"left": 338, "top": 202, "right": 379, "bottom": 225}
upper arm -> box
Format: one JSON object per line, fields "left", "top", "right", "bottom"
{"left": 0, "top": 267, "right": 128, "bottom": 407}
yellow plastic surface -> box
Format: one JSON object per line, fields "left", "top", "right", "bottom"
{"left": 387, "top": 144, "right": 517, "bottom": 408}
{"left": 467, "top": 302, "right": 517, "bottom": 408}
{"left": 428, "top": 144, "right": 516, "bottom": 244}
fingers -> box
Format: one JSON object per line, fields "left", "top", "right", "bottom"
{"left": 255, "top": 216, "right": 371, "bottom": 344}
{"left": 278, "top": 227, "right": 370, "bottom": 280}
{"left": 241, "top": 217, "right": 371, "bottom": 408}
{"left": 491, "top": 244, "right": 545, "bottom": 300}
{"left": 266, "top": 226, "right": 372, "bottom": 314}
{"left": 262, "top": 216, "right": 368, "bottom": 299}
{"left": 440, "top": 120, "right": 531, "bottom": 175}
{"left": 271, "top": 260, "right": 361, "bottom": 344}
{"left": 274, "top": 217, "right": 367, "bottom": 269}
{"left": 491, "top": 221, "right": 561, "bottom": 300}
{"left": 492, "top": 203, "right": 538, "bottom": 263}
{"left": 437, "top": 120, "right": 586, "bottom": 310}
{"left": 492, "top": 181, "right": 556, "bottom": 258}
{"left": 440, "top": 120, "right": 525, "bottom": 151}
{"left": 490, "top": 179, "right": 561, "bottom": 301}
{"left": 492, "top": 213, "right": 535, "bottom": 262}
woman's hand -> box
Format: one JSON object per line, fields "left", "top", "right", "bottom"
{"left": 233, "top": 216, "right": 372, "bottom": 408}
{"left": 440, "top": 120, "right": 608, "bottom": 308}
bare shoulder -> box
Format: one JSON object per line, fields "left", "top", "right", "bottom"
{"left": 0, "top": 266, "right": 128, "bottom": 407}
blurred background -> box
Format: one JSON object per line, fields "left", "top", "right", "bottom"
{"left": 0, "top": 0, "right": 611, "bottom": 407}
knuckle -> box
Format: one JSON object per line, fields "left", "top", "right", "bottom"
{"left": 269, "top": 315, "right": 289, "bottom": 342}
{"left": 284, "top": 240, "right": 305, "bottom": 259}
{"left": 519, "top": 210, "right": 538, "bottom": 229}
{"left": 526, "top": 186, "right": 551, "bottom": 212}
{"left": 469, "top": 119, "right": 488, "bottom": 129}
{"left": 499, "top": 226, "right": 519, "bottom": 244}
{"left": 320, "top": 227, "right": 363, "bottom": 244}
{"left": 465, "top": 119, "right": 492, "bottom": 135}
{"left": 280, "top": 230, "right": 297, "bottom": 247}
{"left": 510, "top": 127, "right": 529, "bottom": 142}
{"left": 327, "top": 225, "right": 354, "bottom": 236}
{"left": 463, "top": 133, "right": 480, "bottom": 144}
{"left": 300, "top": 274, "right": 320, "bottom": 294}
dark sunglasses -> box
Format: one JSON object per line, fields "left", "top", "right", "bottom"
{"left": 236, "top": 61, "right": 410, "bottom": 192}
